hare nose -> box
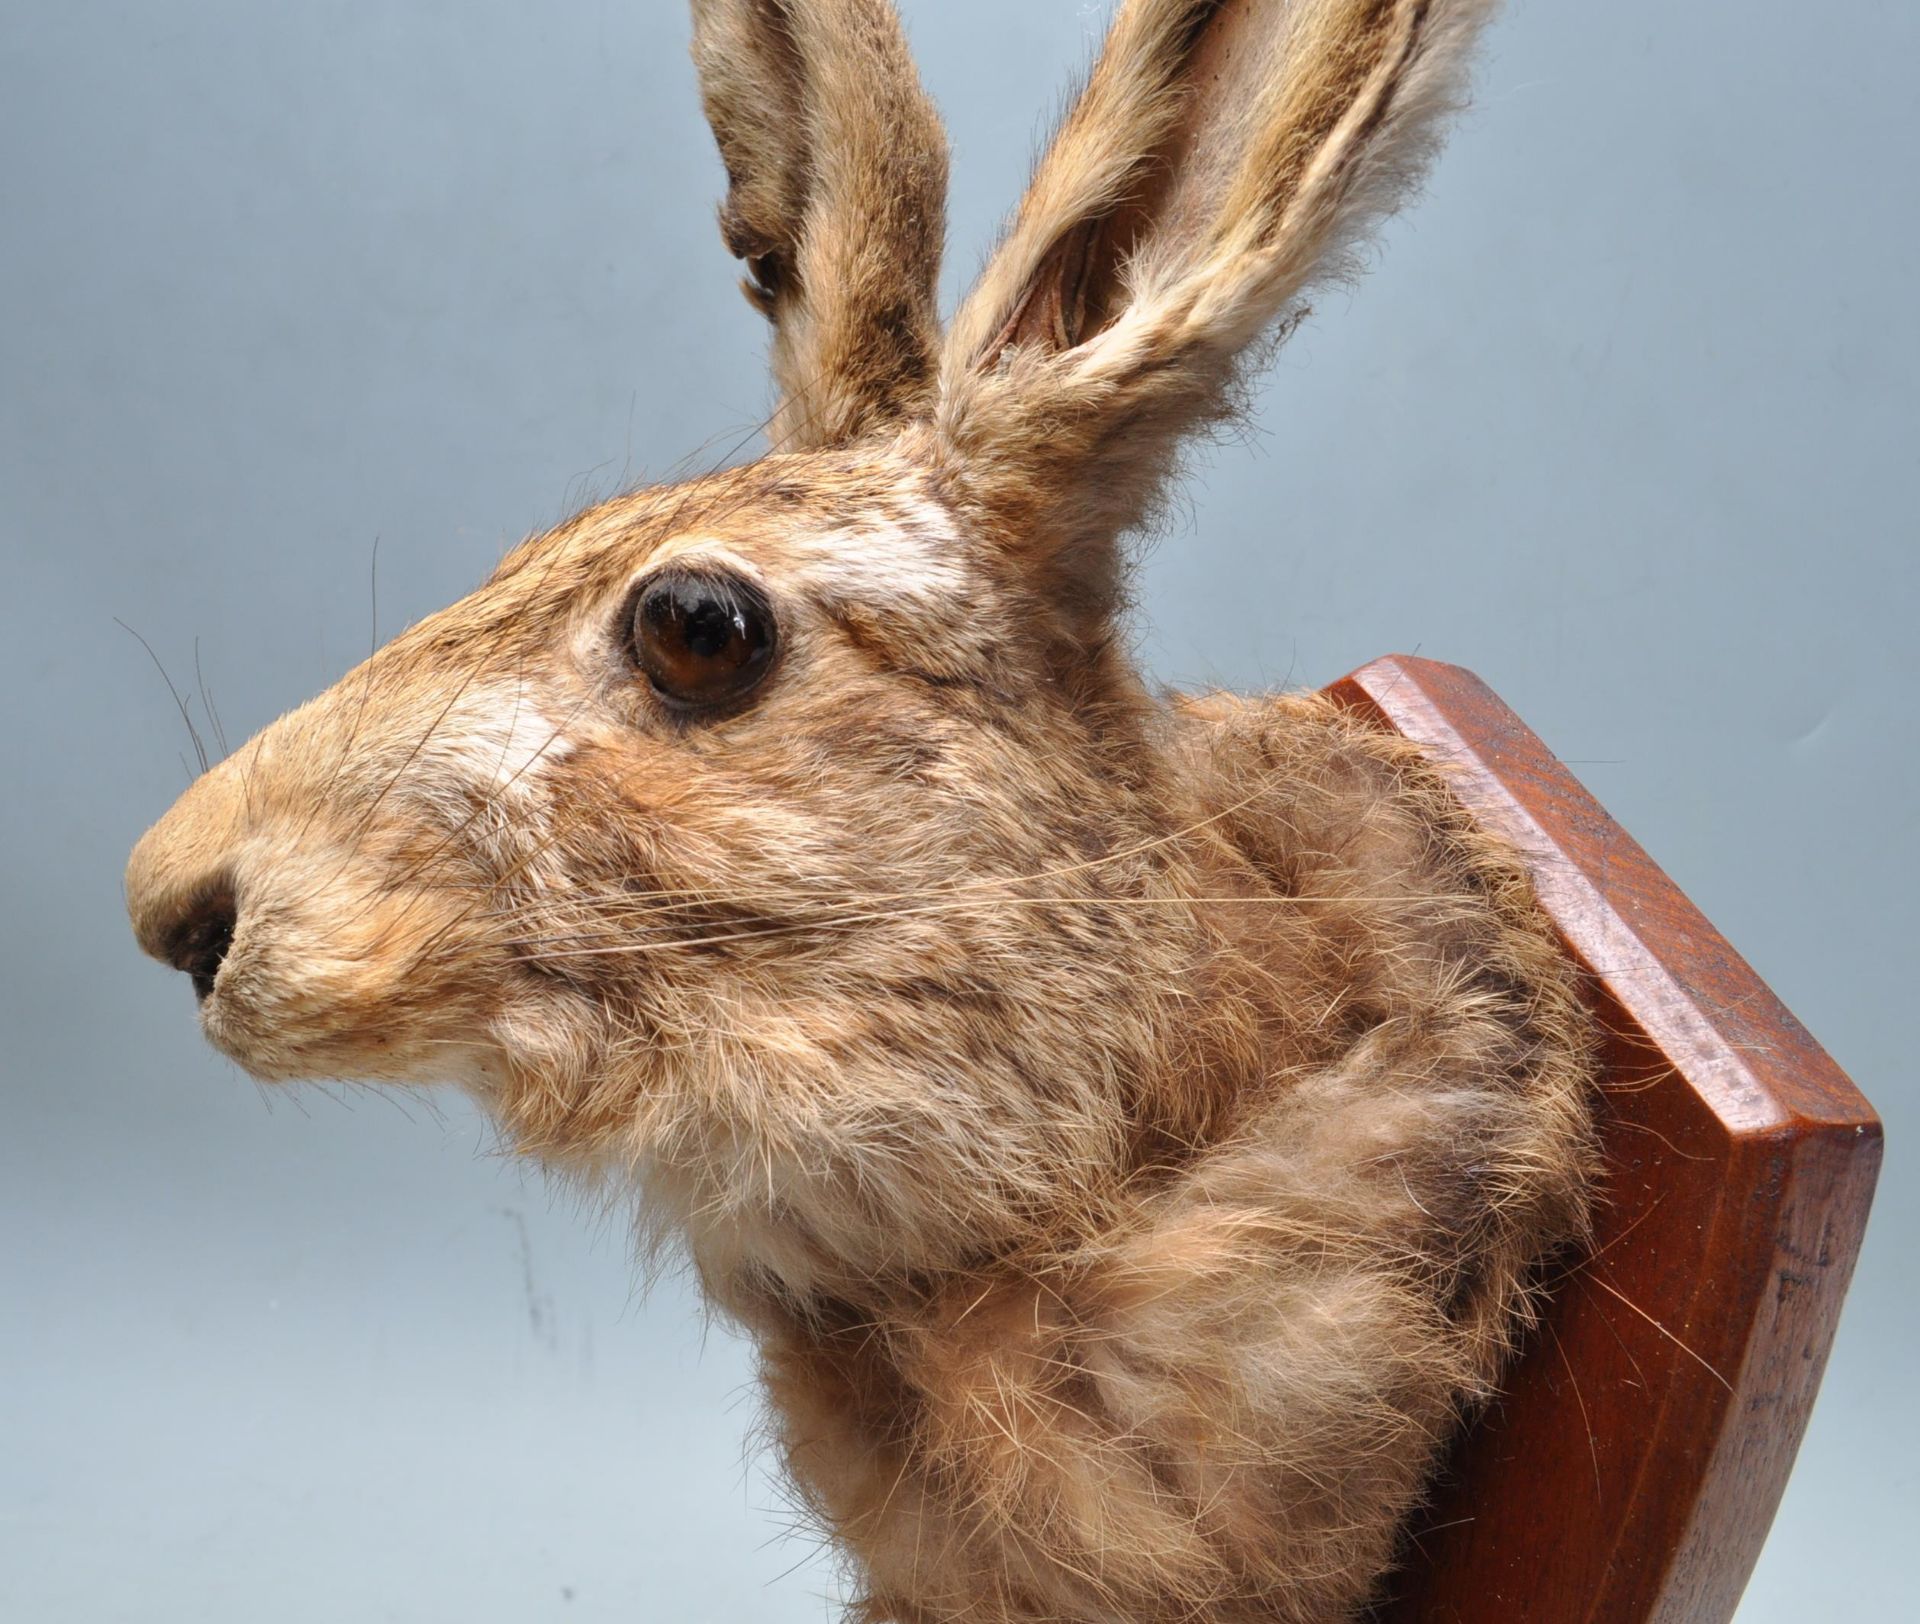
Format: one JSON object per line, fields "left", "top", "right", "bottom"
{"left": 161, "top": 888, "right": 239, "bottom": 1002}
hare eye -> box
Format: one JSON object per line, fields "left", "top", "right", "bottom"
{"left": 628, "top": 569, "right": 776, "bottom": 709}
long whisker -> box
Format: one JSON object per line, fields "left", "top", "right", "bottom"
{"left": 193, "top": 637, "right": 230, "bottom": 761}
{"left": 426, "top": 739, "right": 1321, "bottom": 925}
{"left": 398, "top": 818, "right": 588, "bottom": 971}
{"left": 492, "top": 891, "right": 1468, "bottom": 963}
{"left": 117, "top": 617, "right": 210, "bottom": 778}
{"left": 1581, "top": 1274, "right": 1733, "bottom": 1393}
{"left": 293, "top": 534, "right": 386, "bottom": 848}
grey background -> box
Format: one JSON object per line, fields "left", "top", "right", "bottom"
{"left": 2, "top": 1, "right": 1912, "bottom": 1619}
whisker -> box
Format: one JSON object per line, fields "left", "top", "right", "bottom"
{"left": 117, "top": 617, "right": 210, "bottom": 777}
{"left": 1546, "top": 1320, "right": 1604, "bottom": 1503}
{"left": 468, "top": 883, "right": 1453, "bottom": 925}
{"left": 1582, "top": 1273, "right": 1733, "bottom": 1393}
{"left": 193, "top": 637, "right": 230, "bottom": 761}
{"left": 492, "top": 892, "right": 1466, "bottom": 963}
{"left": 291, "top": 534, "right": 385, "bottom": 850}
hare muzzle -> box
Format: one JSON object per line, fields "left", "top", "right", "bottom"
{"left": 126, "top": 646, "right": 579, "bottom": 1088}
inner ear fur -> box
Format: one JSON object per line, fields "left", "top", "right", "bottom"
{"left": 690, "top": 0, "right": 950, "bottom": 452}
{"left": 937, "top": 0, "right": 1496, "bottom": 638}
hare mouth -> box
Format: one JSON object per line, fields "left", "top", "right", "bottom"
{"left": 199, "top": 1005, "right": 482, "bottom": 1089}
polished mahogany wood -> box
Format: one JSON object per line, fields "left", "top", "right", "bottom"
{"left": 1324, "top": 656, "right": 1881, "bottom": 1624}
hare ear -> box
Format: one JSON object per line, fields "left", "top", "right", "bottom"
{"left": 690, "top": 0, "right": 949, "bottom": 451}
{"left": 937, "top": 0, "right": 1494, "bottom": 636}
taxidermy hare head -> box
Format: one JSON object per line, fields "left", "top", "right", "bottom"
{"left": 129, "top": 2, "right": 1594, "bottom": 1619}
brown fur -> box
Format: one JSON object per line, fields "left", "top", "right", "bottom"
{"left": 126, "top": 4, "right": 1594, "bottom": 1620}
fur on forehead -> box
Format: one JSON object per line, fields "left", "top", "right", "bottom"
{"left": 459, "top": 445, "right": 1016, "bottom": 681}
{"left": 483, "top": 447, "right": 963, "bottom": 599}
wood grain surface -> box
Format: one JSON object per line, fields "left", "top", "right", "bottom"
{"left": 1325, "top": 656, "right": 1882, "bottom": 1624}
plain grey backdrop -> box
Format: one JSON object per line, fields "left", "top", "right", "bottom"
{"left": 3, "top": 1, "right": 1913, "bottom": 1619}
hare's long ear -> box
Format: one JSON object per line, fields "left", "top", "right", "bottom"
{"left": 939, "top": 0, "right": 1493, "bottom": 635}
{"left": 691, "top": 0, "right": 948, "bottom": 450}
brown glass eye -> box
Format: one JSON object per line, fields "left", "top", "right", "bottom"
{"left": 628, "top": 569, "right": 776, "bottom": 709}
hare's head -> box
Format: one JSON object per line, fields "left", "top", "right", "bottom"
{"left": 129, "top": 0, "right": 1493, "bottom": 1302}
